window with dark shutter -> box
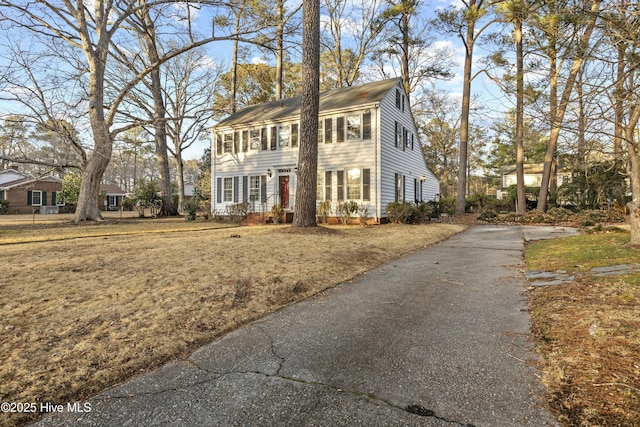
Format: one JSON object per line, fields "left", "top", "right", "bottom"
{"left": 395, "top": 89, "right": 401, "bottom": 109}
{"left": 363, "top": 169, "right": 370, "bottom": 201}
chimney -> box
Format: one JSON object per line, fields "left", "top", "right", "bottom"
{"left": 8, "top": 164, "right": 18, "bottom": 171}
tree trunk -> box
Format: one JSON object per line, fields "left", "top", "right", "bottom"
{"left": 537, "top": 0, "right": 602, "bottom": 211}
{"left": 293, "top": 0, "right": 320, "bottom": 228}
{"left": 75, "top": 133, "right": 111, "bottom": 221}
{"left": 514, "top": 11, "right": 526, "bottom": 213}
{"left": 456, "top": 5, "right": 475, "bottom": 214}
{"left": 275, "top": 0, "right": 285, "bottom": 100}
{"left": 176, "top": 149, "right": 185, "bottom": 212}
{"left": 143, "top": 11, "right": 177, "bottom": 216}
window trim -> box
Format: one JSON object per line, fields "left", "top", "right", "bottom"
{"left": 223, "top": 177, "right": 233, "bottom": 202}
{"left": 31, "top": 190, "right": 42, "bottom": 206}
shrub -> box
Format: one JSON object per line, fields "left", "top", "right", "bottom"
{"left": 358, "top": 203, "right": 370, "bottom": 226}
{"left": 336, "top": 200, "right": 359, "bottom": 224}
{"left": 270, "top": 204, "right": 284, "bottom": 223}
{"left": 0, "top": 199, "right": 8, "bottom": 214}
{"left": 227, "top": 201, "right": 250, "bottom": 224}
{"left": 182, "top": 197, "right": 200, "bottom": 221}
{"left": 317, "top": 200, "right": 331, "bottom": 224}
{"left": 386, "top": 202, "right": 412, "bottom": 224}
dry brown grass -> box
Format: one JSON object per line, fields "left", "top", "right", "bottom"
{"left": 0, "top": 219, "right": 464, "bottom": 427}
{"left": 528, "top": 232, "right": 640, "bottom": 427}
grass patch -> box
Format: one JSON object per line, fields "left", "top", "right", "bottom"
{"left": 0, "top": 219, "right": 464, "bottom": 427}
{"left": 527, "top": 230, "right": 640, "bottom": 427}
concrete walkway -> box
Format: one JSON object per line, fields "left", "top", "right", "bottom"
{"left": 35, "top": 225, "right": 577, "bottom": 427}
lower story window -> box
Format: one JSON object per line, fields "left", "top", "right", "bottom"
{"left": 223, "top": 177, "right": 233, "bottom": 202}
{"left": 249, "top": 176, "right": 260, "bottom": 201}
{"left": 347, "top": 169, "right": 361, "bottom": 200}
{"left": 31, "top": 190, "right": 42, "bottom": 206}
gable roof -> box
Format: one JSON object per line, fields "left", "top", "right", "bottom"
{"left": 100, "top": 184, "right": 126, "bottom": 196}
{"left": 0, "top": 168, "right": 29, "bottom": 185}
{"left": 0, "top": 174, "right": 62, "bottom": 190}
{"left": 214, "top": 78, "right": 402, "bottom": 129}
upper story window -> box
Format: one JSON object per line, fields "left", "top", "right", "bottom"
{"left": 279, "top": 124, "right": 290, "bottom": 148}
{"left": 396, "top": 89, "right": 401, "bottom": 109}
{"left": 223, "top": 133, "right": 233, "bottom": 153}
{"left": 249, "top": 129, "right": 260, "bottom": 150}
{"left": 346, "top": 114, "right": 361, "bottom": 140}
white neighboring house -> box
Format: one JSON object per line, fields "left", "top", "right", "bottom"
{"left": 210, "top": 78, "right": 440, "bottom": 222}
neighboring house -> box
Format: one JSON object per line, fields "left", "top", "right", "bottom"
{"left": 497, "top": 164, "right": 570, "bottom": 200}
{"left": 0, "top": 167, "right": 63, "bottom": 214}
{"left": 99, "top": 184, "right": 127, "bottom": 211}
{"left": 210, "top": 78, "right": 440, "bottom": 222}
{"left": 184, "top": 183, "right": 195, "bottom": 200}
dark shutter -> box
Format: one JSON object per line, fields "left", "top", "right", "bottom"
{"left": 52, "top": 192, "right": 57, "bottom": 205}
{"left": 27, "top": 190, "right": 32, "bottom": 205}
{"left": 363, "top": 169, "right": 370, "bottom": 201}
{"left": 394, "top": 122, "right": 399, "bottom": 147}
{"left": 216, "top": 177, "right": 222, "bottom": 203}
{"left": 402, "top": 128, "right": 407, "bottom": 151}
{"left": 233, "top": 132, "right": 239, "bottom": 153}
{"left": 363, "top": 112, "right": 371, "bottom": 140}
{"left": 325, "top": 171, "right": 332, "bottom": 201}
{"left": 411, "top": 134, "right": 414, "bottom": 150}
{"left": 261, "top": 128, "right": 268, "bottom": 150}
{"left": 291, "top": 123, "right": 299, "bottom": 147}
{"left": 324, "top": 118, "right": 332, "bottom": 144}
{"left": 260, "top": 175, "right": 267, "bottom": 203}
{"left": 336, "top": 117, "right": 344, "bottom": 143}
{"left": 233, "top": 177, "right": 239, "bottom": 202}
{"left": 337, "top": 170, "right": 344, "bottom": 201}
{"left": 242, "top": 176, "right": 248, "bottom": 201}
{"left": 242, "top": 130, "right": 248, "bottom": 152}
{"left": 216, "top": 133, "right": 222, "bottom": 154}
{"left": 42, "top": 192, "right": 47, "bottom": 205}
{"left": 270, "top": 126, "right": 277, "bottom": 150}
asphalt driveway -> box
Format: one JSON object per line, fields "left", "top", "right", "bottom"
{"left": 35, "top": 225, "right": 578, "bottom": 427}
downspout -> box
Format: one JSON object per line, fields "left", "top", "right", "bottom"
{"left": 374, "top": 103, "right": 380, "bottom": 221}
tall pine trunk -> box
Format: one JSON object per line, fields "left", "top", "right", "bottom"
{"left": 293, "top": 0, "right": 320, "bottom": 227}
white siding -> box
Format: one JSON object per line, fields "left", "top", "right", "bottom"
{"left": 378, "top": 82, "right": 440, "bottom": 216}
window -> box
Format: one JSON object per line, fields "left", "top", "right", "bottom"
{"left": 347, "top": 169, "right": 361, "bottom": 200}
{"left": 318, "top": 119, "right": 324, "bottom": 143}
{"left": 402, "top": 94, "right": 405, "bottom": 112}
{"left": 249, "top": 176, "right": 260, "bottom": 201}
{"left": 108, "top": 195, "right": 117, "bottom": 207}
{"left": 0, "top": 190, "right": 5, "bottom": 200}
{"left": 414, "top": 178, "right": 420, "bottom": 203}
{"left": 279, "top": 124, "right": 290, "bottom": 148}
{"left": 291, "top": 123, "right": 299, "bottom": 147}
{"left": 396, "top": 89, "right": 401, "bottom": 109}
{"left": 250, "top": 129, "right": 261, "bottom": 150}
{"left": 336, "top": 117, "right": 344, "bottom": 143}
{"left": 31, "top": 190, "right": 42, "bottom": 206}
{"left": 223, "top": 133, "right": 233, "bottom": 153}
{"left": 324, "top": 118, "right": 332, "bottom": 143}
{"left": 395, "top": 122, "right": 402, "bottom": 147}
{"left": 346, "top": 114, "right": 361, "bottom": 140}
{"left": 403, "top": 128, "right": 408, "bottom": 151}
{"left": 223, "top": 177, "right": 233, "bottom": 202}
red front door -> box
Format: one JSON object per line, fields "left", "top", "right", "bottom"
{"left": 279, "top": 175, "right": 289, "bottom": 209}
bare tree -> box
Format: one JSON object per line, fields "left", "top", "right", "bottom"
{"left": 320, "top": 0, "right": 386, "bottom": 88}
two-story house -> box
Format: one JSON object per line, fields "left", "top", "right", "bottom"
{"left": 210, "top": 78, "right": 439, "bottom": 222}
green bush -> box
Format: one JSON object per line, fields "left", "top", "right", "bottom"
{"left": 182, "top": 197, "right": 200, "bottom": 221}
{"left": 336, "top": 200, "right": 359, "bottom": 224}
{"left": 0, "top": 199, "right": 9, "bottom": 214}
{"left": 386, "top": 202, "right": 433, "bottom": 224}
